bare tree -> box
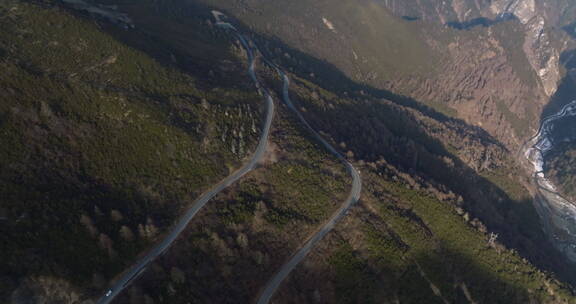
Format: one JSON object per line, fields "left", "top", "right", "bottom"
{"left": 488, "top": 232, "right": 499, "bottom": 248}
{"left": 111, "top": 209, "right": 124, "bottom": 222}
{"left": 119, "top": 225, "right": 134, "bottom": 241}
{"left": 79, "top": 214, "right": 98, "bottom": 238}
{"left": 99, "top": 233, "right": 116, "bottom": 258}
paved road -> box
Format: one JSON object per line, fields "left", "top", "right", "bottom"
{"left": 255, "top": 46, "right": 362, "bottom": 304}
{"left": 96, "top": 13, "right": 275, "bottom": 304}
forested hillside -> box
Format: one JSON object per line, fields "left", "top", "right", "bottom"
{"left": 1, "top": 0, "right": 576, "bottom": 303}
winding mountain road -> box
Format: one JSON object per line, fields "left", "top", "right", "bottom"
{"left": 253, "top": 32, "right": 362, "bottom": 304}
{"left": 96, "top": 13, "right": 275, "bottom": 304}
{"left": 98, "top": 11, "right": 362, "bottom": 303}
{"left": 216, "top": 12, "right": 362, "bottom": 304}
{"left": 213, "top": 13, "right": 362, "bottom": 303}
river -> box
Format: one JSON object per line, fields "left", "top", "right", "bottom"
{"left": 524, "top": 100, "right": 576, "bottom": 262}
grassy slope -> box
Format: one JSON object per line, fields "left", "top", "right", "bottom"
{"left": 274, "top": 169, "right": 575, "bottom": 303}
{"left": 0, "top": 0, "right": 261, "bottom": 300}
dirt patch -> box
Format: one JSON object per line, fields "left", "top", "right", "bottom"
{"left": 260, "top": 140, "right": 280, "bottom": 165}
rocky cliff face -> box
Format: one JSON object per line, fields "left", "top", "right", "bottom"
{"left": 379, "top": 0, "right": 576, "bottom": 149}
{"left": 392, "top": 25, "right": 540, "bottom": 147}
{"left": 490, "top": 0, "right": 561, "bottom": 97}
{"left": 381, "top": 0, "right": 573, "bottom": 98}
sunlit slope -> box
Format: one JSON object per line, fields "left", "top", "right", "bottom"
{"left": 199, "top": 0, "right": 437, "bottom": 83}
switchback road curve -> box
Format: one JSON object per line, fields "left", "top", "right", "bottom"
{"left": 252, "top": 29, "right": 362, "bottom": 304}
{"left": 96, "top": 12, "right": 276, "bottom": 304}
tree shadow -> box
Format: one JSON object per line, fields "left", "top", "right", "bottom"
{"left": 279, "top": 228, "right": 547, "bottom": 303}
{"left": 563, "top": 21, "right": 576, "bottom": 40}
{"left": 401, "top": 16, "right": 419, "bottom": 21}
{"left": 446, "top": 14, "right": 518, "bottom": 30}
{"left": 409, "top": 243, "right": 534, "bottom": 304}
{"left": 55, "top": 0, "right": 251, "bottom": 90}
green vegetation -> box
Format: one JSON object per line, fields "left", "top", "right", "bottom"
{"left": 257, "top": 33, "right": 576, "bottom": 302}
{"left": 496, "top": 99, "right": 530, "bottom": 138}
{"left": 0, "top": 1, "right": 350, "bottom": 301}
{"left": 378, "top": 181, "right": 554, "bottom": 303}
{"left": 123, "top": 106, "right": 350, "bottom": 303}
{"left": 315, "top": 172, "right": 575, "bottom": 304}
{"left": 200, "top": 0, "right": 547, "bottom": 153}
{"left": 3, "top": 0, "right": 576, "bottom": 303}
{"left": 545, "top": 141, "right": 576, "bottom": 199}
{"left": 329, "top": 243, "right": 377, "bottom": 304}
{"left": 0, "top": 0, "right": 261, "bottom": 299}
{"left": 491, "top": 21, "right": 540, "bottom": 88}
{"left": 216, "top": 183, "right": 263, "bottom": 225}
{"left": 223, "top": 111, "right": 349, "bottom": 228}
{"left": 481, "top": 167, "right": 529, "bottom": 201}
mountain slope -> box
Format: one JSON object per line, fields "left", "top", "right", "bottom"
{"left": 196, "top": 0, "right": 576, "bottom": 151}
{"left": 0, "top": 0, "right": 263, "bottom": 301}
{"left": 2, "top": 0, "right": 576, "bottom": 303}
{"left": 106, "top": 1, "right": 576, "bottom": 303}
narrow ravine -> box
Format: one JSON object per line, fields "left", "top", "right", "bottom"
{"left": 95, "top": 12, "right": 276, "bottom": 304}
{"left": 524, "top": 100, "right": 576, "bottom": 262}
